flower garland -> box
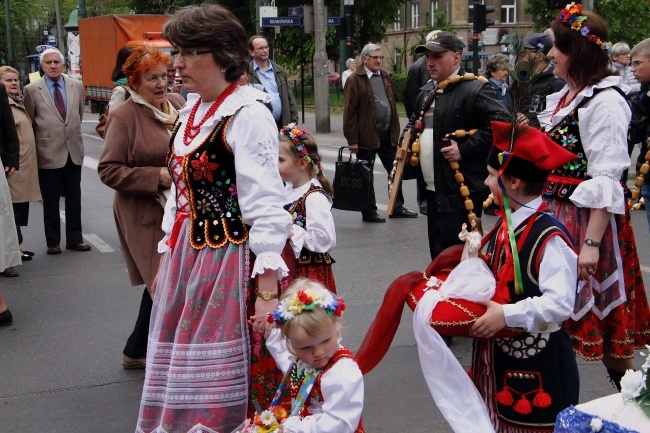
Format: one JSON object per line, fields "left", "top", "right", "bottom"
{"left": 557, "top": 2, "right": 612, "bottom": 52}
{"left": 235, "top": 406, "right": 288, "bottom": 433}
{"left": 280, "top": 122, "right": 312, "bottom": 163}
{"left": 268, "top": 287, "right": 345, "bottom": 325}
{"left": 620, "top": 345, "right": 650, "bottom": 417}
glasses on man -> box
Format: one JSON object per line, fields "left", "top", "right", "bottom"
{"left": 254, "top": 46, "right": 269, "bottom": 51}
{"left": 170, "top": 48, "right": 212, "bottom": 59}
{"left": 631, "top": 59, "right": 650, "bottom": 68}
{"left": 367, "top": 55, "right": 385, "bottom": 60}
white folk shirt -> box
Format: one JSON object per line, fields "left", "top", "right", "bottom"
{"left": 538, "top": 75, "right": 631, "bottom": 215}
{"left": 500, "top": 197, "right": 578, "bottom": 331}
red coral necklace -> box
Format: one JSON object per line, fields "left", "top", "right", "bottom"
{"left": 183, "top": 83, "right": 239, "bottom": 146}
{"left": 552, "top": 87, "right": 584, "bottom": 118}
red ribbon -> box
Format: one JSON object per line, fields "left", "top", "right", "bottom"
{"left": 166, "top": 211, "right": 189, "bottom": 249}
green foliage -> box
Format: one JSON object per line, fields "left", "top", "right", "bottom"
{"left": 523, "top": 0, "right": 556, "bottom": 32}
{"left": 410, "top": 10, "right": 454, "bottom": 56}
{"left": 524, "top": 0, "right": 650, "bottom": 47}
{"left": 594, "top": 0, "right": 650, "bottom": 47}
{"left": 391, "top": 73, "right": 407, "bottom": 102}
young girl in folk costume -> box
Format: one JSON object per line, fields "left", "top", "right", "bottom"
{"left": 458, "top": 217, "right": 483, "bottom": 261}
{"left": 262, "top": 279, "right": 364, "bottom": 433}
{"left": 278, "top": 124, "right": 336, "bottom": 292}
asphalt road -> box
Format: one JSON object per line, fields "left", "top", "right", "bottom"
{"left": 0, "top": 112, "right": 648, "bottom": 432}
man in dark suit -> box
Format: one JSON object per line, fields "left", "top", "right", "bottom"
{"left": 24, "top": 47, "right": 90, "bottom": 254}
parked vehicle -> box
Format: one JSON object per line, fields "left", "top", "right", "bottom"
{"left": 78, "top": 14, "right": 172, "bottom": 113}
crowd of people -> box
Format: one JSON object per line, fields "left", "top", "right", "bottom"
{"left": 1, "top": 2, "right": 650, "bottom": 433}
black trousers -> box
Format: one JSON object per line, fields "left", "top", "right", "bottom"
{"left": 357, "top": 130, "right": 404, "bottom": 217}
{"left": 426, "top": 190, "right": 485, "bottom": 260}
{"left": 12, "top": 202, "right": 29, "bottom": 245}
{"left": 123, "top": 287, "right": 153, "bottom": 359}
{"left": 37, "top": 155, "right": 83, "bottom": 247}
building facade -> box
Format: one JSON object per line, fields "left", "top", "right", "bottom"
{"left": 380, "top": 0, "right": 535, "bottom": 74}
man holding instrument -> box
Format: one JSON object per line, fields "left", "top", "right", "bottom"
{"left": 403, "top": 32, "right": 507, "bottom": 258}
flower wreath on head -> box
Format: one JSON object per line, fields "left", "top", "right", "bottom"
{"left": 557, "top": 2, "right": 611, "bottom": 52}
{"left": 268, "top": 286, "right": 345, "bottom": 326}
{"left": 280, "top": 122, "right": 312, "bottom": 164}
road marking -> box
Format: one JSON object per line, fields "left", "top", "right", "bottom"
{"left": 60, "top": 206, "right": 114, "bottom": 253}
{"left": 83, "top": 133, "right": 103, "bottom": 141}
{"left": 83, "top": 233, "right": 115, "bottom": 253}
{"left": 84, "top": 156, "right": 98, "bottom": 171}
{"left": 642, "top": 265, "right": 650, "bottom": 274}
{"left": 83, "top": 120, "right": 99, "bottom": 123}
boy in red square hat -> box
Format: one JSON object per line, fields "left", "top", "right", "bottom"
{"left": 468, "top": 120, "right": 580, "bottom": 432}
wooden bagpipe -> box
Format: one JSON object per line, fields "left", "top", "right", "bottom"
{"left": 386, "top": 123, "right": 482, "bottom": 222}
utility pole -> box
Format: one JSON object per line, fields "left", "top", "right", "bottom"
{"left": 4, "top": 0, "right": 14, "bottom": 66}
{"left": 313, "top": 0, "right": 330, "bottom": 132}
{"left": 78, "top": 0, "right": 87, "bottom": 19}
{"left": 54, "top": 0, "right": 65, "bottom": 54}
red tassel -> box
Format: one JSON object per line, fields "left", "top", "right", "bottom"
{"left": 495, "top": 388, "right": 514, "bottom": 406}
{"left": 532, "top": 390, "right": 552, "bottom": 408}
{"left": 466, "top": 368, "right": 473, "bottom": 379}
{"left": 513, "top": 396, "right": 532, "bottom": 415}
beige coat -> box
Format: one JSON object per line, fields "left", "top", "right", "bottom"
{"left": 23, "top": 76, "right": 85, "bottom": 169}
{"left": 6, "top": 97, "right": 41, "bottom": 203}
{"left": 97, "top": 94, "right": 184, "bottom": 288}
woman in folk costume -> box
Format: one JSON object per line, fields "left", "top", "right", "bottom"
{"left": 539, "top": 3, "right": 650, "bottom": 390}
{"left": 135, "top": 5, "right": 292, "bottom": 433}
{"left": 470, "top": 121, "right": 580, "bottom": 432}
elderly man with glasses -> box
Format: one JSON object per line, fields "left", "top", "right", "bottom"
{"left": 343, "top": 43, "right": 418, "bottom": 222}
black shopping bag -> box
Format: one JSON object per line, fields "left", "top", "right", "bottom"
{"left": 333, "top": 146, "right": 374, "bottom": 211}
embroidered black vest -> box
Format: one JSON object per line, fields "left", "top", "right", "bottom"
{"left": 544, "top": 87, "right": 628, "bottom": 200}
{"left": 284, "top": 184, "right": 334, "bottom": 266}
{"left": 168, "top": 115, "right": 248, "bottom": 250}
{"left": 486, "top": 213, "right": 570, "bottom": 303}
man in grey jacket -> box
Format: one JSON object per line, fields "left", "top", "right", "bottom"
{"left": 247, "top": 35, "right": 298, "bottom": 128}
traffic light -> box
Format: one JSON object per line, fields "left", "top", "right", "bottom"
{"left": 473, "top": 3, "right": 495, "bottom": 34}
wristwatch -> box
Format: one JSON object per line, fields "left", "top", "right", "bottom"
{"left": 584, "top": 238, "right": 601, "bottom": 247}
{"left": 258, "top": 291, "right": 279, "bottom": 301}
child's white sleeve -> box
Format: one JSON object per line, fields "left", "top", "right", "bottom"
{"left": 290, "top": 192, "right": 336, "bottom": 257}
{"left": 502, "top": 235, "right": 577, "bottom": 331}
{"left": 265, "top": 328, "right": 294, "bottom": 373}
{"left": 281, "top": 358, "right": 364, "bottom": 433}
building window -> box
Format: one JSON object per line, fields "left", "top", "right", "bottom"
{"left": 468, "top": 0, "right": 484, "bottom": 24}
{"left": 501, "top": 0, "right": 516, "bottom": 24}
{"left": 430, "top": 0, "right": 439, "bottom": 26}
{"left": 394, "top": 9, "right": 401, "bottom": 31}
{"left": 411, "top": 3, "right": 419, "bottom": 29}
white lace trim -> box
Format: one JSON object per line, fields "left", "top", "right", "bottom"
{"left": 136, "top": 423, "right": 221, "bottom": 433}
{"left": 149, "top": 339, "right": 245, "bottom": 358}
{"left": 251, "top": 251, "right": 289, "bottom": 279}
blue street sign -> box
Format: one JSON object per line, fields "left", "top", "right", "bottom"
{"left": 261, "top": 16, "right": 302, "bottom": 27}
{"left": 288, "top": 7, "right": 302, "bottom": 17}
{"left": 327, "top": 17, "right": 340, "bottom": 26}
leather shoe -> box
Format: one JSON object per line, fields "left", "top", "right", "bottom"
{"left": 21, "top": 253, "right": 32, "bottom": 261}
{"left": 122, "top": 354, "right": 146, "bottom": 369}
{"left": 66, "top": 243, "right": 91, "bottom": 252}
{"left": 0, "top": 309, "right": 12, "bottom": 327}
{"left": 389, "top": 207, "right": 418, "bottom": 218}
{"left": 0, "top": 267, "right": 18, "bottom": 277}
{"left": 47, "top": 246, "right": 61, "bottom": 255}
{"left": 362, "top": 213, "right": 386, "bottom": 223}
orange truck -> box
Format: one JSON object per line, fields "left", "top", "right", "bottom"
{"left": 78, "top": 14, "right": 171, "bottom": 112}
